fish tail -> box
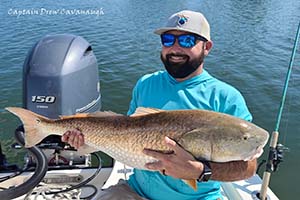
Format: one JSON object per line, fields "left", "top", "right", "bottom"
{"left": 5, "top": 107, "right": 52, "bottom": 148}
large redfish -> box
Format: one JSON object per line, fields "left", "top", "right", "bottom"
{"left": 5, "top": 107, "right": 269, "bottom": 189}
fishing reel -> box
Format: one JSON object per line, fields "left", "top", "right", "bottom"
{"left": 266, "top": 143, "right": 289, "bottom": 172}
{"left": 257, "top": 143, "right": 289, "bottom": 174}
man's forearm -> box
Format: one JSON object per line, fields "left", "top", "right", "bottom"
{"left": 210, "top": 159, "right": 257, "bottom": 181}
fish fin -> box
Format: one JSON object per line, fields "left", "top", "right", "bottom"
{"left": 87, "top": 111, "right": 123, "bottom": 117}
{"left": 130, "top": 107, "right": 163, "bottom": 117}
{"left": 59, "top": 113, "right": 90, "bottom": 119}
{"left": 5, "top": 107, "right": 52, "bottom": 148}
{"left": 59, "top": 111, "right": 122, "bottom": 119}
{"left": 77, "top": 144, "right": 98, "bottom": 155}
{"left": 183, "top": 179, "right": 197, "bottom": 191}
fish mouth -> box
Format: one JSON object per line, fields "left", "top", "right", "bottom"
{"left": 243, "top": 146, "right": 264, "bottom": 161}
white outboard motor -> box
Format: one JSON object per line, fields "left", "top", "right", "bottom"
{"left": 23, "top": 34, "right": 101, "bottom": 118}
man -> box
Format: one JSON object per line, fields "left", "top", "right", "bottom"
{"left": 62, "top": 10, "right": 256, "bottom": 200}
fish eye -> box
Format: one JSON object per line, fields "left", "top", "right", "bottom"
{"left": 243, "top": 135, "right": 249, "bottom": 140}
{"left": 36, "top": 119, "right": 41, "bottom": 123}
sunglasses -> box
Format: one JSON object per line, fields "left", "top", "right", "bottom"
{"left": 161, "top": 33, "right": 208, "bottom": 48}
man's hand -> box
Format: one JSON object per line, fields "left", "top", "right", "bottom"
{"left": 143, "top": 136, "right": 203, "bottom": 180}
{"left": 143, "top": 136, "right": 257, "bottom": 181}
{"left": 61, "top": 129, "right": 85, "bottom": 149}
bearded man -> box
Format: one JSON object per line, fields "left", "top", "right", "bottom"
{"left": 62, "top": 10, "right": 256, "bottom": 200}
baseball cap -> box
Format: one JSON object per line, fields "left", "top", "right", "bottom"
{"left": 154, "top": 10, "right": 211, "bottom": 41}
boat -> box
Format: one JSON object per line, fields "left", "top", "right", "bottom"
{"left": 0, "top": 34, "right": 280, "bottom": 200}
{"left": 0, "top": 161, "right": 279, "bottom": 200}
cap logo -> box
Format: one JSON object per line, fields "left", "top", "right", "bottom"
{"left": 177, "top": 15, "right": 188, "bottom": 26}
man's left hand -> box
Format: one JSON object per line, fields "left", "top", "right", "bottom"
{"left": 143, "top": 136, "right": 203, "bottom": 180}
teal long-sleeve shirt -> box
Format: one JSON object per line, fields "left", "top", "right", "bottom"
{"left": 127, "top": 69, "right": 252, "bottom": 200}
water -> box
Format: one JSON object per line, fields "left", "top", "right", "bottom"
{"left": 0, "top": 0, "right": 299, "bottom": 199}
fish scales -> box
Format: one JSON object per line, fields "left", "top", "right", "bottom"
{"left": 66, "top": 114, "right": 195, "bottom": 169}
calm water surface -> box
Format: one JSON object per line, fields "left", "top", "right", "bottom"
{"left": 0, "top": 0, "right": 299, "bottom": 199}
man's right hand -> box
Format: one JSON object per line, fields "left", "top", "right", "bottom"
{"left": 61, "top": 129, "right": 85, "bottom": 149}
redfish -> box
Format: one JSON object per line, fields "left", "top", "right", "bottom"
{"left": 5, "top": 107, "right": 269, "bottom": 190}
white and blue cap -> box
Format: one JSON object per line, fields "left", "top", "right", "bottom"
{"left": 154, "top": 10, "right": 211, "bottom": 41}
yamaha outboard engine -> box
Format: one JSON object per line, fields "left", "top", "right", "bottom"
{"left": 21, "top": 33, "right": 103, "bottom": 160}
{"left": 0, "top": 34, "right": 106, "bottom": 200}
{"left": 23, "top": 34, "right": 101, "bottom": 118}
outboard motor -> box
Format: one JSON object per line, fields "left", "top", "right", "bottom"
{"left": 0, "top": 34, "right": 111, "bottom": 200}
{"left": 21, "top": 33, "right": 103, "bottom": 153}
{"left": 23, "top": 34, "right": 101, "bottom": 118}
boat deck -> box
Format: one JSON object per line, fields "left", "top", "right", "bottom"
{"left": 0, "top": 161, "right": 279, "bottom": 200}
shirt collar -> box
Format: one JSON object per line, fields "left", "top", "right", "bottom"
{"left": 166, "top": 69, "right": 213, "bottom": 86}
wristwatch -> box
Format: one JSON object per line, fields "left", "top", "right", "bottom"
{"left": 197, "top": 161, "right": 212, "bottom": 182}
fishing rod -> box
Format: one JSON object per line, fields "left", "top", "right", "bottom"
{"left": 259, "top": 21, "right": 300, "bottom": 200}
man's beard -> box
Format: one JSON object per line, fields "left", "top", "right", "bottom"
{"left": 161, "top": 51, "right": 205, "bottom": 79}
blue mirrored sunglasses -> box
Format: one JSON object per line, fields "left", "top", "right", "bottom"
{"left": 161, "top": 33, "right": 208, "bottom": 48}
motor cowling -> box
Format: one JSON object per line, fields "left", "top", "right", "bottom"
{"left": 0, "top": 35, "right": 111, "bottom": 200}
{"left": 23, "top": 34, "right": 101, "bottom": 118}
